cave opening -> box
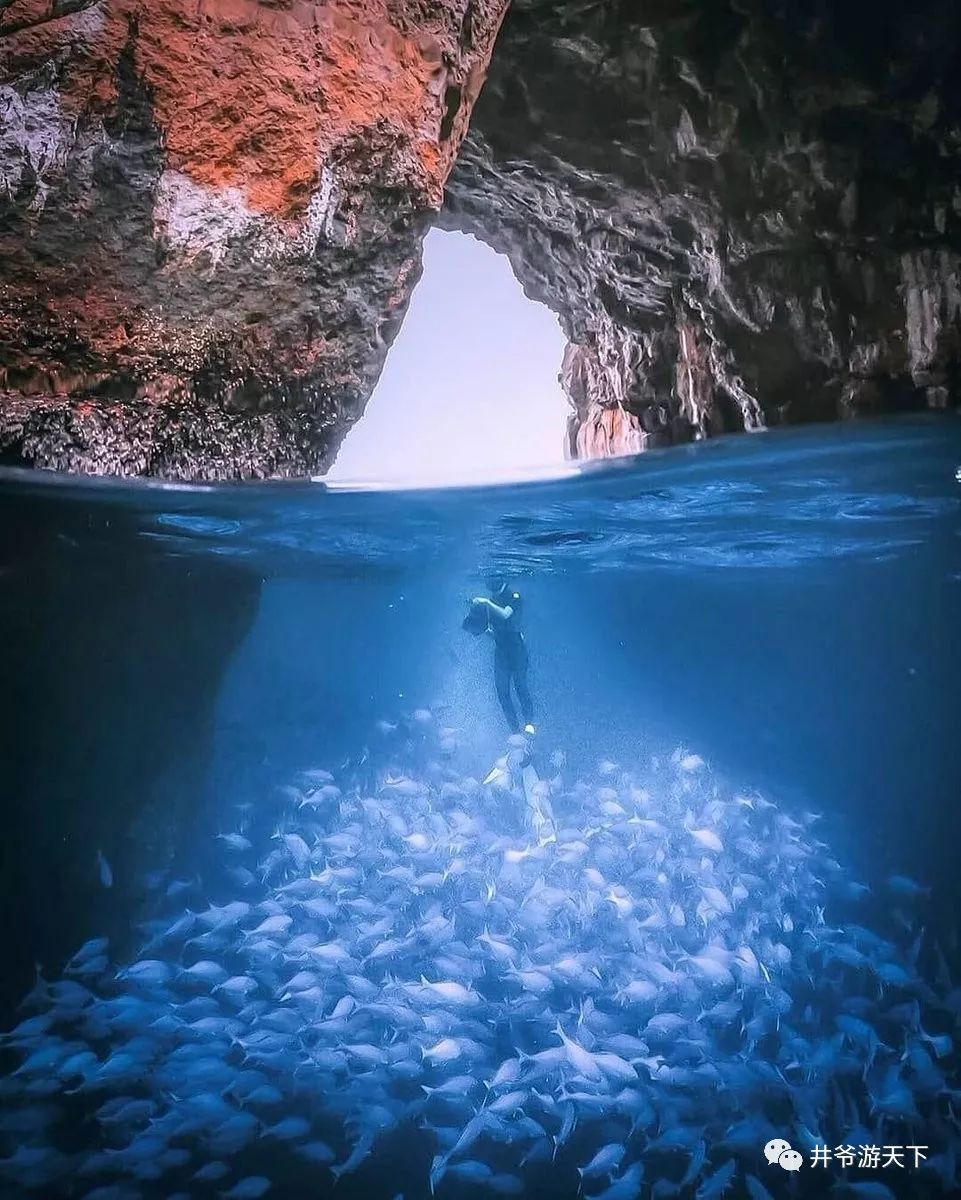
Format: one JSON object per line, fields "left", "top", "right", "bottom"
{"left": 324, "top": 229, "right": 571, "bottom": 486}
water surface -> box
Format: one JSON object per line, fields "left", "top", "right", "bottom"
{"left": 0, "top": 415, "right": 959, "bottom": 1200}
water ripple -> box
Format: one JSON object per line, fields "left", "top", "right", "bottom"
{"left": 1, "top": 416, "right": 958, "bottom": 578}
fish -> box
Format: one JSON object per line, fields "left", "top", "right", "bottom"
{"left": 835, "top": 1185, "right": 898, "bottom": 1200}
{"left": 116, "top": 960, "right": 171, "bottom": 987}
{"left": 264, "top": 1115, "right": 311, "bottom": 1140}
{"left": 193, "top": 1160, "right": 231, "bottom": 1182}
{"left": 577, "top": 1141, "right": 625, "bottom": 1181}
{"left": 744, "top": 1177, "right": 775, "bottom": 1200}
{"left": 886, "top": 874, "right": 930, "bottom": 899}
{"left": 331, "top": 1131, "right": 377, "bottom": 1180}
{"left": 0, "top": 725, "right": 954, "bottom": 1200}
{"left": 179, "top": 960, "right": 229, "bottom": 986}
{"left": 220, "top": 1178, "right": 272, "bottom": 1199}
{"left": 294, "top": 1139, "right": 336, "bottom": 1164}
{"left": 592, "top": 1162, "right": 645, "bottom": 1200}
{"left": 689, "top": 828, "right": 724, "bottom": 853}
{"left": 696, "top": 1159, "right": 736, "bottom": 1199}
{"left": 275, "top": 832, "right": 311, "bottom": 869}
{"left": 216, "top": 833, "right": 253, "bottom": 853}
{"left": 554, "top": 1021, "right": 603, "bottom": 1080}
{"left": 96, "top": 851, "right": 113, "bottom": 889}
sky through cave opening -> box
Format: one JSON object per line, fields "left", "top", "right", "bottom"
{"left": 325, "top": 230, "right": 571, "bottom": 486}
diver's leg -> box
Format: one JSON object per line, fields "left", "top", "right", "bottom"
{"left": 494, "top": 651, "right": 519, "bottom": 732}
{"left": 511, "top": 642, "right": 534, "bottom": 729}
{"left": 513, "top": 665, "right": 534, "bottom": 729}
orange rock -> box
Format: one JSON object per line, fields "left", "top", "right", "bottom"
{"left": 0, "top": 0, "right": 509, "bottom": 476}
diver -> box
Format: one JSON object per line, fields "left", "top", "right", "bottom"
{"left": 464, "top": 580, "right": 536, "bottom": 736}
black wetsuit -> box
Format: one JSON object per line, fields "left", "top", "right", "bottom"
{"left": 490, "top": 590, "right": 534, "bottom": 734}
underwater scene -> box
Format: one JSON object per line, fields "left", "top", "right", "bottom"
{"left": 1, "top": 415, "right": 960, "bottom": 1200}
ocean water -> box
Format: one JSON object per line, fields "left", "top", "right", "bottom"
{"left": 0, "top": 415, "right": 959, "bottom": 1200}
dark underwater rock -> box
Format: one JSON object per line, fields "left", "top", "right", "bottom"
{"left": 0, "top": 499, "right": 260, "bottom": 1020}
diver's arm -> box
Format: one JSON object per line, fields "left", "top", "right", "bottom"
{"left": 472, "top": 597, "right": 514, "bottom": 623}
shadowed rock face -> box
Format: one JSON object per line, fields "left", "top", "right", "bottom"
{"left": 443, "top": 0, "right": 961, "bottom": 456}
{"left": 1, "top": 0, "right": 959, "bottom": 475}
{"left": 0, "top": 0, "right": 508, "bottom": 476}
{"left": 0, "top": 494, "right": 261, "bottom": 1018}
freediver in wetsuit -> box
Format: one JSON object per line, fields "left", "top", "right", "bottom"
{"left": 466, "top": 581, "right": 536, "bottom": 735}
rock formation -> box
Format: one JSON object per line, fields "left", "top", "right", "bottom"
{"left": 1, "top": 0, "right": 959, "bottom": 475}
{"left": 0, "top": 490, "right": 261, "bottom": 1018}
{"left": 0, "top": 0, "right": 508, "bottom": 476}
{"left": 444, "top": 0, "right": 961, "bottom": 456}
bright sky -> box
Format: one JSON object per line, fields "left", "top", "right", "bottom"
{"left": 325, "top": 229, "right": 571, "bottom": 485}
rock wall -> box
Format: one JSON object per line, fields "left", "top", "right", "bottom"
{"left": 1, "top": 0, "right": 960, "bottom": 475}
{"left": 0, "top": 491, "right": 261, "bottom": 1019}
{"left": 442, "top": 0, "right": 961, "bottom": 455}
{"left": 0, "top": 0, "right": 508, "bottom": 476}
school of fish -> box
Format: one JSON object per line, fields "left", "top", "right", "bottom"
{"left": 1, "top": 714, "right": 959, "bottom": 1200}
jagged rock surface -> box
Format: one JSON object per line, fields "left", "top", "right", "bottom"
{"left": 0, "top": 0, "right": 507, "bottom": 476}
{"left": 442, "top": 0, "right": 961, "bottom": 455}
{"left": 1, "top": 0, "right": 960, "bottom": 475}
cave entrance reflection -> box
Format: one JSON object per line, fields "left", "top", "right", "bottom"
{"left": 324, "top": 229, "right": 571, "bottom": 486}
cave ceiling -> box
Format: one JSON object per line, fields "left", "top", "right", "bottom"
{"left": 0, "top": 0, "right": 958, "bottom": 476}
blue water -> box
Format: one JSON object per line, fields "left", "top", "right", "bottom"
{"left": 0, "top": 415, "right": 959, "bottom": 1200}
